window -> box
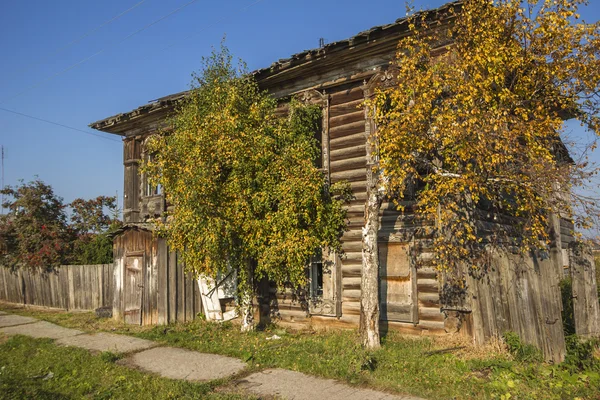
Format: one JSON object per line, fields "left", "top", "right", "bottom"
{"left": 143, "top": 153, "right": 162, "bottom": 197}
{"left": 308, "top": 248, "right": 340, "bottom": 317}
{"left": 309, "top": 252, "right": 324, "bottom": 298}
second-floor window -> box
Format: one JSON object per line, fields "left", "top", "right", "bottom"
{"left": 144, "top": 153, "right": 162, "bottom": 197}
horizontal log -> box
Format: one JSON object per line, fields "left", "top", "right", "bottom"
{"left": 417, "top": 279, "right": 439, "bottom": 293}
{"left": 419, "top": 307, "right": 444, "bottom": 321}
{"left": 331, "top": 168, "right": 366, "bottom": 183}
{"left": 417, "top": 267, "right": 437, "bottom": 280}
{"left": 418, "top": 292, "right": 440, "bottom": 307}
{"left": 342, "top": 230, "right": 363, "bottom": 241}
{"left": 329, "top": 87, "right": 364, "bottom": 106}
{"left": 329, "top": 99, "right": 364, "bottom": 118}
{"left": 342, "top": 241, "right": 363, "bottom": 252}
{"left": 329, "top": 110, "right": 364, "bottom": 128}
{"left": 330, "top": 155, "right": 366, "bottom": 173}
{"left": 342, "top": 302, "right": 361, "bottom": 314}
{"left": 329, "top": 120, "right": 365, "bottom": 140}
{"left": 330, "top": 132, "right": 366, "bottom": 150}
{"left": 330, "top": 144, "right": 366, "bottom": 161}
{"left": 342, "top": 276, "right": 361, "bottom": 290}
{"left": 413, "top": 320, "right": 445, "bottom": 331}
{"left": 343, "top": 289, "right": 362, "bottom": 300}
{"left": 341, "top": 264, "right": 362, "bottom": 277}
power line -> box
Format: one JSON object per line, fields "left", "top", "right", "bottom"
{"left": 0, "top": 107, "right": 122, "bottom": 143}
{"left": 0, "top": 0, "right": 268, "bottom": 144}
{"left": 6, "top": 0, "right": 148, "bottom": 82}
{"left": 154, "top": 0, "right": 266, "bottom": 55}
{"left": 0, "top": 0, "right": 201, "bottom": 106}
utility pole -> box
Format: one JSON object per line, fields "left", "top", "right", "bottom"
{"left": 1, "top": 145, "right": 4, "bottom": 215}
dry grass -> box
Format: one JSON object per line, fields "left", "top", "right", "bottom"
{"left": 429, "top": 332, "right": 511, "bottom": 361}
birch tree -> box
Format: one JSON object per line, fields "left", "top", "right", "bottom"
{"left": 369, "top": 0, "right": 600, "bottom": 296}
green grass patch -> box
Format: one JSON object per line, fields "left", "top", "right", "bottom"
{"left": 0, "top": 334, "right": 251, "bottom": 400}
{"left": 2, "top": 304, "right": 600, "bottom": 399}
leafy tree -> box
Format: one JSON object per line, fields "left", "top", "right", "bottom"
{"left": 0, "top": 179, "right": 72, "bottom": 269}
{"left": 361, "top": 0, "right": 600, "bottom": 348}
{"left": 70, "top": 196, "right": 119, "bottom": 234}
{"left": 69, "top": 196, "right": 121, "bottom": 265}
{"left": 144, "top": 45, "right": 350, "bottom": 331}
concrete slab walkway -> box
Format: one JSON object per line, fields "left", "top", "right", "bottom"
{"left": 0, "top": 311, "right": 424, "bottom": 400}
{"left": 0, "top": 314, "right": 37, "bottom": 327}
{"left": 128, "top": 346, "right": 246, "bottom": 381}
{"left": 237, "top": 369, "right": 418, "bottom": 400}
{"left": 57, "top": 332, "right": 156, "bottom": 354}
{"left": 0, "top": 320, "right": 82, "bottom": 339}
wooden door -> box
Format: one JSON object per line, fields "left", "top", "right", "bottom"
{"left": 124, "top": 255, "right": 143, "bottom": 325}
{"left": 379, "top": 242, "right": 417, "bottom": 323}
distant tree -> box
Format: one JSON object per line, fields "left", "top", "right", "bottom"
{"left": 69, "top": 196, "right": 121, "bottom": 265}
{"left": 0, "top": 179, "right": 72, "bottom": 269}
{"left": 361, "top": 0, "right": 600, "bottom": 349}
{"left": 144, "top": 45, "right": 350, "bottom": 331}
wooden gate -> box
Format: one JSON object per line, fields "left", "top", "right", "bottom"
{"left": 379, "top": 242, "right": 418, "bottom": 323}
{"left": 124, "top": 254, "right": 143, "bottom": 325}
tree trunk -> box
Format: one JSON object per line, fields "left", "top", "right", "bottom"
{"left": 360, "top": 156, "right": 382, "bottom": 349}
{"left": 240, "top": 259, "right": 255, "bottom": 332}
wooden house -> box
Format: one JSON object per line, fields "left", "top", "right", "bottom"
{"left": 91, "top": 1, "right": 581, "bottom": 362}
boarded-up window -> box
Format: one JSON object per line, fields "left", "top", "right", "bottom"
{"left": 379, "top": 242, "right": 417, "bottom": 323}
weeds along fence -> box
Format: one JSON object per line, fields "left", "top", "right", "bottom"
{"left": 0, "top": 264, "right": 113, "bottom": 311}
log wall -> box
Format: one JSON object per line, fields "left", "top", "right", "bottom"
{"left": 0, "top": 264, "right": 113, "bottom": 311}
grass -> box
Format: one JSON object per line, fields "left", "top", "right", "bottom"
{"left": 0, "top": 333, "right": 253, "bottom": 400}
{"left": 2, "top": 303, "right": 600, "bottom": 399}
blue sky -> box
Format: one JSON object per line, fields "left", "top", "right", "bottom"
{"left": 0, "top": 0, "right": 599, "bottom": 218}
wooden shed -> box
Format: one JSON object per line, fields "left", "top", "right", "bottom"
{"left": 112, "top": 225, "right": 202, "bottom": 325}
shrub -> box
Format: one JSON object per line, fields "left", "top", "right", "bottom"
{"left": 502, "top": 331, "right": 543, "bottom": 363}
{"left": 563, "top": 335, "right": 600, "bottom": 372}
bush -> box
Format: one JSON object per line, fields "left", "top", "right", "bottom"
{"left": 563, "top": 335, "right": 600, "bottom": 372}
{"left": 502, "top": 331, "right": 543, "bottom": 363}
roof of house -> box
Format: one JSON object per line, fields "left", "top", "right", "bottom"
{"left": 89, "top": 1, "right": 461, "bottom": 135}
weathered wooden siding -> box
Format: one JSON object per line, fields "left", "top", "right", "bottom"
{"left": 123, "top": 138, "right": 142, "bottom": 223}
{"left": 113, "top": 228, "right": 201, "bottom": 325}
{"left": 462, "top": 251, "right": 566, "bottom": 362}
{"left": 0, "top": 264, "right": 113, "bottom": 311}
{"left": 569, "top": 242, "right": 600, "bottom": 338}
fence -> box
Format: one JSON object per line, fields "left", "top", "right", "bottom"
{"left": 0, "top": 264, "right": 113, "bottom": 311}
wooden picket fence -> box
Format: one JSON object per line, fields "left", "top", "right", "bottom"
{"left": 0, "top": 264, "right": 113, "bottom": 311}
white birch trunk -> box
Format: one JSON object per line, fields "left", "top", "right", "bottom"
{"left": 240, "top": 260, "right": 255, "bottom": 332}
{"left": 360, "top": 144, "right": 381, "bottom": 350}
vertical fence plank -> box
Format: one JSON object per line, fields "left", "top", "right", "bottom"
{"left": 570, "top": 243, "right": 600, "bottom": 337}
{"left": 168, "top": 251, "right": 177, "bottom": 324}
{"left": 157, "top": 240, "right": 168, "bottom": 325}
